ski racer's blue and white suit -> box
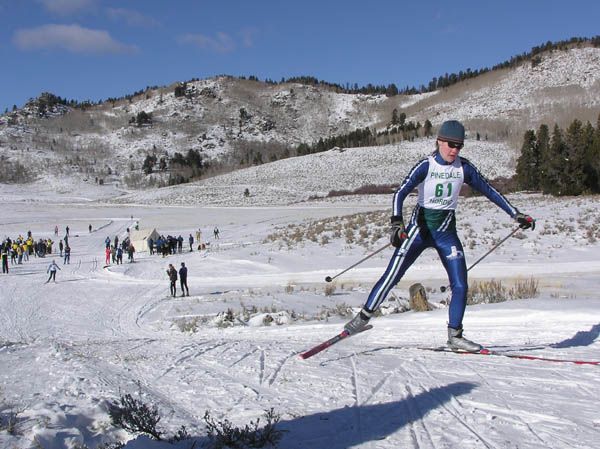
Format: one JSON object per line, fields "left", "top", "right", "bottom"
{"left": 363, "top": 151, "right": 520, "bottom": 329}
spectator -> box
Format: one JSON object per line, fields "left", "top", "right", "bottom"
{"left": 179, "top": 262, "right": 189, "bottom": 296}
{"left": 127, "top": 243, "right": 135, "bottom": 263}
{"left": 167, "top": 263, "right": 177, "bottom": 297}
{"left": 63, "top": 245, "right": 70, "bottom": 264}
{"left": 1, "top": 244, "right": 8, "bottom": 273}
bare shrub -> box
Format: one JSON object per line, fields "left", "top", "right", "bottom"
{"left": 467, "top": 279, "right": 507, "bottom": 304}
{"left": 508, "top": 277, "right": 539, "bottom": 300}
{"left": 0, "top": 409, "right": 19, "bottom": 435}
{"left": 344, "top": 228, "right": 355, "bottom": 244}
{"left": 203, "top": 408, "right": 285, "bottom": 449}
{"left": 108, "top": 393, "right": 163, "bottom": 440}
{"left": 323, "top": 283, "right": 336, "bottom": 296}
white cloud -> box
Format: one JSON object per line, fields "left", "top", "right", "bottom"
{"left": 178, "top": 32, "right": 235, "bottom": 54}
{"left": 239, "top": 27, "right": 258, "bottom": 48}
{"left": 106, "top": 7, "right": 161, "bottom": 28}
{"left": 13, "top": 24, "right": 138, "bottom": 54}
{"left": 38, "top": 0, "right": 95, "bottom": 15}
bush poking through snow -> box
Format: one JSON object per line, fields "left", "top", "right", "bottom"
{"left": 468, "top": 278, "right": 540, "bottom": 304}
{"left": 323, "top": 283, "right": 336, "bottom": 296}
{"left": 108, "top": 393, "right": 163, "bottom": 441}
{"left": 203, "top": 408, "right": 285, "bottom": 449}
{"left": 508, "top": 277, "right": 539, "bottom": 300}
{"left": 468, "top": 279, "right": 507, "bottom": 304}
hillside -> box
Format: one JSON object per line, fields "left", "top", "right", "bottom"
{"left": 0, "top": 45, "right": 599, "bottom": 200}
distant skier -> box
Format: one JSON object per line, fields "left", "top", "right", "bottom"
{"left": 188, "top": 234, "right": 194, "bottom": 252}
{"left": 344, "top": 120, "right": 536, "bottom": 352}
{"left": 46, "top": 259, "right": 61, "bottom": 283}
{"left": 213, "top": 226, "right": 220, "bottom": 239}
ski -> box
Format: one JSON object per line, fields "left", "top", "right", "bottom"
{"left": 299, "top": 325, "right": 373, "bottom": 360}
{"left": 418, "top": 346, "right": 600, "bottom": 366}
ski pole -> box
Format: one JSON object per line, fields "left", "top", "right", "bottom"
{"left": 325, "top": 242, "right": 392, "bottom": 282}
{"left": 440, "top": 226, "right": 521, "bottom": 292}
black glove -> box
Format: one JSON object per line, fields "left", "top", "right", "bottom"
{"left": 344, "top": 309, "right": 372, "bottom": 335}
{"left": 390, "top": 217, "right": 407, "bottom": 248}
{"left": 515, "top": 213, "right": 535, "bottom": 230}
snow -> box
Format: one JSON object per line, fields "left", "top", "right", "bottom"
{"left": 111, "top": 138, "right": 517, "bottom": 207}
{"left": 413, "top": 48, "right": 600, "bottom": 128}
{"left": 0, "top": 45, "right": 599, "bottom": 448}
{"left": 1, "top": 175, "right": 599, "bottom": 448}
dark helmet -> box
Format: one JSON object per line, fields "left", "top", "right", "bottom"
{"left": 437, "top": 120, "right": 465, "bottom": 144}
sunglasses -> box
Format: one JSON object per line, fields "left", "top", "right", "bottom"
{"left": 445, "top": 141, "right": 463, "bottom": 150}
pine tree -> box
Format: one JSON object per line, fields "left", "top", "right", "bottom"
{"left": 563, "top": 119, "right": 586, "bottom": 195}
{"left": 423, "top": 120, "right": 433, "bottom": 137}
{"left": 586, "top": 114, "right": 600, "bottom": 192}
{"left": 581, "top": 121, "right": 598, "bottom": 192}
{"left": 536, "top": 124, "right": 551, "bottom": 192}
{"left": 515, "top": 130, "right": 539, "bottom": 190}
{"left": 541, "top": 125, "right": 566, "bottom": 195}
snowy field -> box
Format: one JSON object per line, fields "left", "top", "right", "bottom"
{"left": 1, "top": 188, "right": 600, "bottom": 449}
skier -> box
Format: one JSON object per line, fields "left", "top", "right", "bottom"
{"left": 46, "top": 259, "right": 61, "bottom": 283}
{"left": 214, "top": 226, "right": 220, "bottom": 239}
{"left": 167, "top": 263, "right": 178, "bottom": 297}
{"left": 179, "top": 262, "right": 189, "bottom": 296}
{"left": 344, "top": 120, "right": 536, "bottom": 352}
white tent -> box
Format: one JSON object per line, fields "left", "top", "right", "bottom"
{"left": 128, "top": 228, "right": 160, "bottom": 253}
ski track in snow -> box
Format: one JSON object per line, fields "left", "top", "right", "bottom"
{"left": 0, "top": 195, "right": 600, "bottom": 448}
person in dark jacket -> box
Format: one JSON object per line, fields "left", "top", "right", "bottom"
{"left": 63, "top": 245, "right": 70, "bottom": 264}
{"left": 167, "top": 263, "right": 178, "bottom": 297}
{"left": 179, "top": 262, "right": 189, "bottom": 296}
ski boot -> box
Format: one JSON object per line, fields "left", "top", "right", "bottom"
{"left": 447, "top": 326, "right": 482, "bottom": 352}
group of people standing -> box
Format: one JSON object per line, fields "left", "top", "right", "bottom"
{"left": 167, "top": 262, "right": 189, "bottom": 297}
{"left": 104, "top": 235, "right": 135, "bottom": 265}
{"left": 2, "top": 229, "right": 72, "bottom": 275}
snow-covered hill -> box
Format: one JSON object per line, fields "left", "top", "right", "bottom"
{"left": 113, "top": 139, "right": 516, "bottom": 207}
{"left": 0, "top": 45, "right": 599, "bottom": 199}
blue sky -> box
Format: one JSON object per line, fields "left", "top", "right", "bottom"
{"left": 1, "top": 0, "right": 599, "bottom": 112}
